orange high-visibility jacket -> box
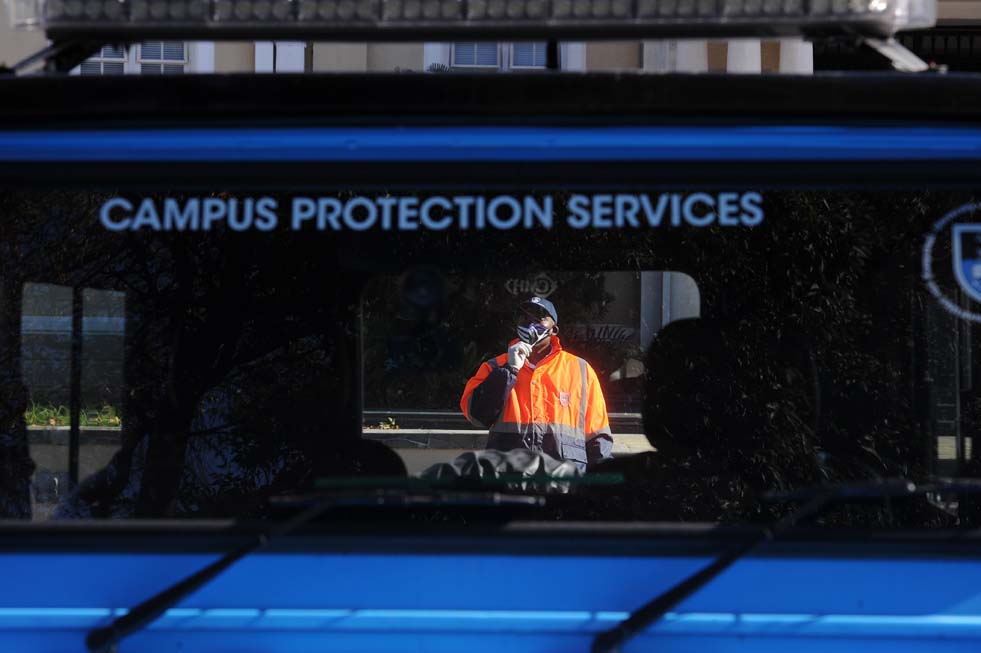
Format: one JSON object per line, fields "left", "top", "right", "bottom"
{"left": 460, "top": 337, "right": 613, "bottom": 467}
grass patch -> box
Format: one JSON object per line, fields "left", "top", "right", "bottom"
{"left": 25, "top": 403, "right": 121, "bottom": 428}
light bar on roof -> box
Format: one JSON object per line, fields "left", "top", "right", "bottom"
{"left": 7, "top": 0, "right": 935, "bottom": 40}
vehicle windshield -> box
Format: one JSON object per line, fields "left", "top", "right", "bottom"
{"left": 3, "top": 174, "right": 980, "bottom": 528}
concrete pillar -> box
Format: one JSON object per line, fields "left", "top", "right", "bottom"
{"left": 640, "top": 271, "right": 659, "bottom": 348}
{"left": 778, "top": 37, "right": 814, "bottom": 73}
{"left": 669, "top": 273, "right": 701, "bottom": 323}
{"left": 726, "top": 39, "right": 761, "bottom": 73}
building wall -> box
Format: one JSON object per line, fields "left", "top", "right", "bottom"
{"left": 367, "top": 43, "right": 424, "bottom": 72}
{"left": 586, "top": 41, "right": 642, "bottom": 70}
{"left": 939, "top": 0, "right": 981, "bottom": 19}
{"left": 761, "top": 41, "right": 780, "bottom": 72}
{"left": 1, "top": 0, "right": 978, "bottom": 74}
{"left": 312, "top": 43, "right": 368, "bottom": 71}
{"left": 214, "top": 42, "right": 255, "bottom": 73}
{"left": 0, "top": 21, "right": 46, "bottom": 70}
{"left": 707, "top": 42, "right": 727, "bottom": 71}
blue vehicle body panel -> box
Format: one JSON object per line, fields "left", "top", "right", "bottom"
{"left": 3, "top": 550, "right": 981, "bottom": 652}
{"left": 2, "top": 126, "right": 981, "bottom": 162}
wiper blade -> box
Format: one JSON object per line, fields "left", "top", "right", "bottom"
{"left": 590, "top": 491, "right": 829, "bottom": 653}
{"left": 85, "top": 489, "right": 544, "bottom": 653}
{"left": 591, "top": 476, "right": 974, "bottom": 653}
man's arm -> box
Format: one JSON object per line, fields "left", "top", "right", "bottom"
{"left": 583, "top": 363, "right": 614, "bottom": 465}
{"left": 460, "top": 357, "right": 517, "bottom": 428}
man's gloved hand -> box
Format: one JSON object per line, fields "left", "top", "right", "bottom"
{"left": 507, "top": 342, "right": 533, "bottom": 371}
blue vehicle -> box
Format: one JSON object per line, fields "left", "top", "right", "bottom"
{"left": 4, "top": 1, "right": 981, "bottom": 650}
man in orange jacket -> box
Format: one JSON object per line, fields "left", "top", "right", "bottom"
{"left": 460, "top": 297, "right": 613, "bottom": 470}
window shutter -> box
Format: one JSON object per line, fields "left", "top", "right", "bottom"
{"left": 453, "top": 42, "right": 475, "bottom": 66}
{"left": 453, "top": 42, "right": 498, "bottom": 67}
{"left": 513, "top": 43, "right": 546, "bottom": 67}
{"left": 139, "top": 41, "right": 186, "bottom": 74}
{"left": 475, "top": 42, "right": 498, "bottom": 66}
{"left": 163, "top": 42, "right": 185, "bottom": 61}
{"left": 513, "top": 43, "right": 534, "bottom": 67}
{"left": 80, "top": 45, "right": 126, "bottom": 75}
{"left": 140, "top": 41, "right": 162, "bottom": 60}
{"left": 533, "top": 42, "right": 546, "bottom": 66}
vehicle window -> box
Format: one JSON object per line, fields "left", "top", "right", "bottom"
{"left": 363, "top": 271, "right": 699, "bottom": 473}
{"left": 22, "top": 283, "right": 125, "bottom": 519}
{"left": 2, "top": 187, "right": 978, "bottom": 528}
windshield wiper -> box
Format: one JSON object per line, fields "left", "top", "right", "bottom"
{"left": 591, "top": 477, "right": 975, "bottom": 653}
{"left": 85, "top": 489, "right": 543, "bottom": 653}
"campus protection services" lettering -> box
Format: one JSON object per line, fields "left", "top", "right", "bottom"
{"left": 99, "top": 192, "right": 764, "bottom": 232}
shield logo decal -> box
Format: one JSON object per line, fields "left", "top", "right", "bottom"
{"left": 953, "top": 224, "right": 981, "bottom": 303}
{"left": 559, "top": 392, "right": 570, "bottom": 407}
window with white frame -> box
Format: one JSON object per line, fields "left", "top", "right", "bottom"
{"left": 450, "top": 42, "right": 547, "bottom": 70}
{"left": 138, "top": 42, "right": 188, "bottom": 74}
{"left": 79, "top": 46, "right": 127, "bottom": 75}
{"left": 511, "top": 42, "right": 547, "bottom": 68}
{"left": 451, "top": 42, "right": 500, "bottom": 68}
{"left": 77, "top": 42, "right": 189, "bottom": 75}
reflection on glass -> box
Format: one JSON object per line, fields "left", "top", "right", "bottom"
{"left": 0, "top": 190, "right": 979, "bottom": 529}
{"left": 361, "top": 271, "right": 700, "bottom": 474}
{"left": 21, "top": 284, "right": 125, "bottom": 519}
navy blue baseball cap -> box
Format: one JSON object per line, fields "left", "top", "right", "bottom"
{"left": 520, "top": 296, "right": 558, "bottom": 324}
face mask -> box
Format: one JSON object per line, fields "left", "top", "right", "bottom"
{"left": 517, "top": 322, "right": 550, "bottom": 346}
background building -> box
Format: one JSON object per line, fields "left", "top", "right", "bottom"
{"left": 3, "top": 0, "right": 980, "bottom": 77}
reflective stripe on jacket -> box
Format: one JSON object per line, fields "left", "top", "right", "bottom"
{"left": 460, "top": 337, "right": 613, "bottom": 467}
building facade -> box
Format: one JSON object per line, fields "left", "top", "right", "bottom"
{"left": 4, "top": 0, "right": 980, "bottom": 78}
